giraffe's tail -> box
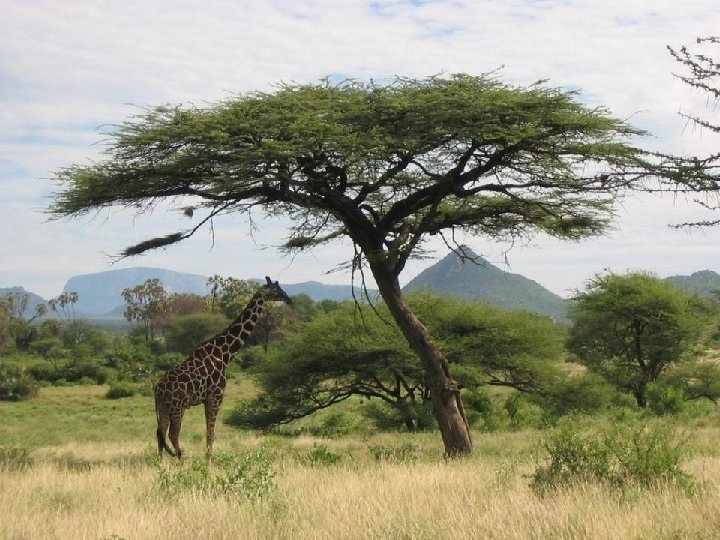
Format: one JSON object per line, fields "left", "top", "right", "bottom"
{"left": 156, "top": 427, "right": 176, "bottom": 457}
{"left": 155, "top": 389, "right": 176, "bottom": 457}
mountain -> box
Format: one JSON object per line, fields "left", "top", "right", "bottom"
{"left": 0, "top": 286, "right": 48, "bottom": 318}
{"left": 63, "top": 267, "right": 210, "bottom": 315}
{"left": 403, "top": 248, "right": 569, "bottom": 320}
{"left": 665, "top": 270, "right": 720, "bottom": 301}
{"left": 60, "top": 267, "right": 374, "bottom": 316}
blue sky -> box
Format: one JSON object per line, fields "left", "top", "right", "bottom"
{"left": 1, "top": 0, "right": 719, "bottom": 299}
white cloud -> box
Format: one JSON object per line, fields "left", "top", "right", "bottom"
{"left": 1, "top": 0, "right": 719, "bottom": 298}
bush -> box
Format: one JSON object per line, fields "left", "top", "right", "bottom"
{"left": 464, "top": 389, "right": 504, "bottom": 431}
{"left": 0, "top": 365, "right": 38, "bottom": 401}
{"left": 307, "top": 411, "right": 367, "bottom": 438}
{"left": 0, "top": 446, "right": 34, "bottom": 471}
{"left": 295, "top": 443, "right": 343, "bottom": 466}
{"left": 105, "top": 382, "right": 137, "bottom": 399}
{"left": 361, "top": 399, "right": 435, "bottom": 432}
{"left": 505, "top": 393, "right": 544, "bottom": 429}
{"left": 647, "top": 383, "right": 687, "bottom": 416}
{"left": 156, "top": 449, "right": 276, "bottom": 500}
{"left": 532, "top": 418, "right": 693, "bottom": 493}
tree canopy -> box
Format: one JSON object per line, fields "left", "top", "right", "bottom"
{"left": 52, "top": 74, "right": 655, "bottom": 265}
{"left": 567, "top": 271, "right": 706, "bottom": 407}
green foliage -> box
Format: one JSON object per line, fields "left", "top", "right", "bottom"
{"left": 155, "top": 449, "right": 276, "bottom": 500}
{"left": 463, "top": 389, "right": 504, "bottom": 431}
{"left": 504, "top": 393, "right": 544, "bottom": 430}
{"left": 105, "top": 382, "right": 137, "bottom": 399}
{"left": 543, "top": 371, "right": 618, "bottom": 418}
{"left": 207, "top": 275, "right": 258, "bottom": 318}
{"left": 295, "top": 443, "right": 343, "bottom": 466}
{"left": 409, "top": 292, "right": 565, "bottom": 394}
{"left": 229, "top": 293, "right": 569, "bottom": 431}
{"left": 568, "top": 271, "right": 706, "bottom": 407}
{"left": 0, "top": 364, "right": 38, "bottom": 401}
{"left": 361, "top": 399, "right": 436, "bottom": 432}
{"left": 164, "top": 313, "right": 229, "bottom": 355}
{"left": 646, "top": 383, "right": 687, "bottom": 416}
{"left": 663, "top": 360, "right": 720, "bottom": 406}
{"left": 121, "top": 278, "right": 168, "bottom": 340}
{"left": 532, "top": 418, "right": 693, "bottom": 492}
{"left": 0, "top": 445, "right": 34, "bottom": 471}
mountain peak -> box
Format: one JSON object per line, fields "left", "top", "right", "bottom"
{"left": 404, "top": 249, "right": 568, "bottom": 320}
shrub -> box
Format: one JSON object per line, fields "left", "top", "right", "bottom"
{"left": 0, "top": 365, "right": 38, "bottom": 401}
{"left": 0, "top": 446, "right": 34, "bottom": 471}
{"left": 361, "top": 399, "right": 435, "bottom": 432}
{"left": 307, "top": 411, "right": 367, "bottom": 438}
{"left": 105, "top": 382, "right": 137, "bottom": 399}
{"left": 532, "top": 418, "right": 693, "bottom": 492}
{"left": 647, "top": 383, "right": 687, "bottom": 416}
{"left": 505, "top": 393, "right": 544, "bottom": 429}
{"left": 464, "top": 389, "right": 504, "bottom": 431}
{"left": 295, "top": 443, "right": 343, "bottom": 466}
{"left": 156, "top": 449, "right": 276, "bottom": 500}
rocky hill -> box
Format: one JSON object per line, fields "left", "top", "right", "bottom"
{"left": 665, "top": 270, "right": 720, "bottom": 301}
{"left": 404, "top": 248, "right": 570, "bottom": 321}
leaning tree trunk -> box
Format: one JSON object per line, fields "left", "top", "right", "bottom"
{"left": 370, "top": 263, "right": 473, "bottom": 456}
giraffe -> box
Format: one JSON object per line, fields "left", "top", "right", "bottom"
{"left": 154, "top": 276, "right": 292, "bottom": 458}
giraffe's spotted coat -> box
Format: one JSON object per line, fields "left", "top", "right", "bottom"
{"left": 154, "top": 277, "right": 292, "bottom": 458}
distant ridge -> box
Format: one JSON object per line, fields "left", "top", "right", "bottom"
{"left": 404, "top": 248, "right": 569, "bottom": 321}
{"left": 63, "top": 267, "right": 210, "bottom": 315}
{"left": 665, "top": 270, "right": 720, "bottom": 301}
{"left": 59, "top": 268, "right": 374, "bottom": 316}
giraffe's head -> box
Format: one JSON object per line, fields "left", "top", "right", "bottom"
{"left": 260, "top": 276, "right": 293, "bottom": 304}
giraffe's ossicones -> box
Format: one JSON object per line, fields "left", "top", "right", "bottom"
{"left": 154, "top": 276, "right": 292, "bottom": 458}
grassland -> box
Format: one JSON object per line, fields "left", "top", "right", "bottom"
{"left": 2, "top": 384, "right": 720, "bottom": 539}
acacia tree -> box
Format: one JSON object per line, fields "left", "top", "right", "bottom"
{"left": 51, "top": 74, "right": 674, "bottom": 455}
{"left": 567, "top": 272, "right": 705, "bottom": 407}
{"left": 666, "top": 37, "right": 720, "bottom": 226}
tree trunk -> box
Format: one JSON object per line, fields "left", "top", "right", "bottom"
{"left": 370, "top": 262, "right": 473, "bottom": 456}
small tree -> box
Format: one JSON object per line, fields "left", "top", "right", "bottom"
{"left": 567, "top": 272, "right": 705, "bottom": 407}
{"left": 51, "top": 75, "right": 686, "bottom": 455}
{"left": 47, "top": 292, "right": 78, "bottom": 324}
{"left": 121, "top": 278, "right": 168, "bottom": 340}
{"left": 207, "top": 275, "right": 257, "bottom": 318}
{"left": 3, "top": 292, "right": 48, "bottom": 350}
{"left": 165, "top": 313, "right": 230, "bottom": 355}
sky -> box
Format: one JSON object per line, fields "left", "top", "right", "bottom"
{"left": 1, "top": 0, "right": 719, "bottom": 300}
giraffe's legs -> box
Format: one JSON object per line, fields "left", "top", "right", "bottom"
{"left": 169, "top": 414, "right": 184, "bottom": 459}
{"left": 204, "top": 395, "right": 223, "bottom": 454}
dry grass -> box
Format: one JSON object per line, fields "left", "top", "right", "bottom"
{"left": 2, "top": 431, "right": 720, "bottom": 540}
{"left": 3, "top": 384, "right": 720, "bottom": 539}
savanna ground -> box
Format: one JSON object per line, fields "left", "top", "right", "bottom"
{"left": 2, "top": 383, "right": 720, "bottom": 540}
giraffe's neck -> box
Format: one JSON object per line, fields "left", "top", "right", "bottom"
{"left": 208, "top": 293, "right": 265, "bottom": 366}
